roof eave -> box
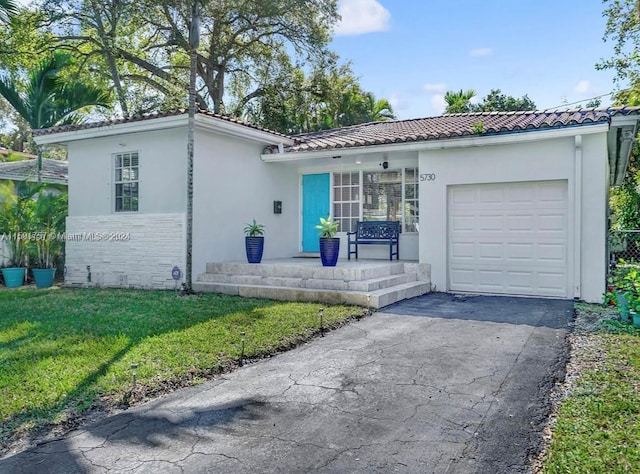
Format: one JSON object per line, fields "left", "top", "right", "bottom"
{"left": 262, "top": 123, "right": 610, "bottom": 162}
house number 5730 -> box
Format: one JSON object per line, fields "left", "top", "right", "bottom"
{"left": 420, "top": 173, "right": 436, "bottom": 182}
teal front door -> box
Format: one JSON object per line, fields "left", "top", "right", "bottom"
{"left": 302, "top": 173, "right": 330, "bottom": 252}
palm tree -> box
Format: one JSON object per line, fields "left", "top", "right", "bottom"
{"left": 0, "top": 52, "right": 110, "bottom": 181}
{"left": 364, "top": 93, "right": 395, "bottom": 122}
{"left": 0, "top": 0, "right": 17, "bottom": 23}
{"left": 444, "top": 89, "right": 476, "bottom": 114}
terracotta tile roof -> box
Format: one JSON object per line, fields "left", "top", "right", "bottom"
{"left": 32, "top": 109, "right": 292, "bottom": 140}
{"left": 0, "top": 158, "right": 68, "bottom": 184}
{"left": 287, "top": 107, "right": 640, "bottom": 153}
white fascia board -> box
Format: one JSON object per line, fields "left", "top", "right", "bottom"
{"left": 195, "top": 114, "right": 294, "bottom": 146}
{"left": 34, "top": 113, "right": 294, "bottom": 148}
{"left": 0, "top": 174, "right": 67, "bottom": 185}
{"left": 261, "top": 123, "right": 609, "bottom": 162}
{"left": 611, "top": 115, "right": 640, "bottom": 127}
{"left": 33, "top": 114, "right": 189, "bottom": 145}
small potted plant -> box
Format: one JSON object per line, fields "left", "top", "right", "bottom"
{"left": 315, "top": 217, "right": 340, "bottom": 267}
{"left": 243, "top": 219, "right": 265, "bottom": 264}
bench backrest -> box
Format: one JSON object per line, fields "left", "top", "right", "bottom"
{"left": 356, "top": 221, "right": 400, "bottom": 240}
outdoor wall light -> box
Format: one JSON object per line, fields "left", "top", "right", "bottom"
{"left": 382, "top": 161, "right": 389, "bottom": 169}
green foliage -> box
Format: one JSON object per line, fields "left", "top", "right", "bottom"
{"left": 0, "top": 0, "right": 17, "bottom": 23}
{"left": 0, "top": 51, "right": 110, "bottom": 130}
{"left": 470, "top": 89, "right": 536, "bottom": 112}
{"left": 29, "top": 191, "right": 67, "bottom": 268}
{"left": 610, "top": 143, "right": 640, "bottom": 230}
{"left": 0, "top": 181, "right": 36, "bottom": 267}
{"left": 471, "top": 121, "right": 484, "bottom": 134}
{"left": 444, "top": 89, "right": 476, "bottom": 114}
{"left": 315, "top": 217, "right": 339, "bottom": 238}
{"left": 243, "top": 219, "right": 265, "bottom": 237}
{"left": 543, "top": 333, "right": 640, "bottom": 472}
{"left": 0, "top": 288, "right": 361, "bottom": 441}
{"left": 598, "top": 0, "right": 640, "bottom": 101}
{"left": 239, "top": 56, "right": 396, "bottom": 134}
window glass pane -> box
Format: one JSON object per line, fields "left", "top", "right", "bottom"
{"left": 114, "top": 152, "right": 139, "bottom": 212}
{"left": 363, "top": 171, "right": 402, "bottom": 222}
{"left": 403, "top": 167, "right": 419, "bottom": 232}
{"left": 332, "top": 171, "right": 360, "bottom": 232}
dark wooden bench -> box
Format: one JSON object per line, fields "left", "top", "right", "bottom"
{"left": 347, "top": 221, "right": 400, "bottom": 260}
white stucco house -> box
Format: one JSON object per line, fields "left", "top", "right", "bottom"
{"left": 33, "top": 107, "right": 640, "bottom": 303}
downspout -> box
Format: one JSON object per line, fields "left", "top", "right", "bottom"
{"left": 573, "top": 135, "right": 582, "bottom": 299}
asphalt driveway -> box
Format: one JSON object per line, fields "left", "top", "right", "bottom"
{"left": 0, "top": 293, "right": 573, "bottom": 473}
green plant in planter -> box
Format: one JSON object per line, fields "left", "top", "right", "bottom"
{"left": 243, "top": 219, "right": 265, "bottom": 237}
{"left": 28, "top": 191, "right": 67, "bottom": 288}
{"left": 243, "top": 219, "right": 265, "bottom": 264}
{"left": 315, "top": 217, "right": 340, "bottom": 267}
{"left": 315, "top": 217, "right": 339, "bottom": 238}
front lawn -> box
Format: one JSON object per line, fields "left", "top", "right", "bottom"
{"left": 541, "top": 304, "right": 640, "bottom": 473}
{"left": 0, "top": 287, "right": 363, "bottom": 451}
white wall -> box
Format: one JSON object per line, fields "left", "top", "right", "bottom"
{"left": 418, "top": 131, "right": 609, "bottom": 302}
{"left": 67, "top": 128, "right": 187, "bottom": 216}
{"left": 191, "top": 129, "right": 299, "bottom": 277}
{"left": 64, "top": 213, "right": 185, "bottom": 289}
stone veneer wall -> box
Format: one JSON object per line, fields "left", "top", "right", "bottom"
{"left": 64, "top": 213, "right": 185, "bottom": 289}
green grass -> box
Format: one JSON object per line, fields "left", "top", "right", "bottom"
{"left": 543, "top": 304, "right": 640, "bottom": 473}
{"left": 0, "top": 287, "right": 362, "bottom": 443}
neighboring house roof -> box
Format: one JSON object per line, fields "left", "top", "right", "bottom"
{"left": 0, "top": 147, "right": 37, "bottom": 160}
{"left": 0, "top": 159, "right": 68, "bottom": 185}
{"left": 32, "top": 109, "right": 292, "bottom": 141}
{"left": 287, "top": 107, "right": 640, "bottom": 152}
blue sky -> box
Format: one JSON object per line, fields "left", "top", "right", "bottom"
{"left": 331, "top": 0, "right": 620, "bottom": 119}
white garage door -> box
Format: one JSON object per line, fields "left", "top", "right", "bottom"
{"left": 448, "top": 180, "right": 568, "bottom": 297}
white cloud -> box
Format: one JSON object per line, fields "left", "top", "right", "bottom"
{"left": 423, "top": 83, "right": 447, "bottom": 93}
{"left": 388, "top": 93, "right": 408, "bottom": 111}
{"left": 573, "top": 80, "right": 591, "bottom": 95}
{"left": 334, "top": 0, "right": 391, "bottom": 36}
{"left": 431, "top": 94, "right": 447, "bottom": 115}
{"left": 469, "top": 47, "right": 493, "bottom": 57}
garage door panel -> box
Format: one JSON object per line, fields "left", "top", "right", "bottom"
{"left": 449, "top": 181, "right": 568, "bottom": 298}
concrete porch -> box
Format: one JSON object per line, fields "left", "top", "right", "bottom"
{"left": 193, "top": 259, "right": 431, "bottom": 309}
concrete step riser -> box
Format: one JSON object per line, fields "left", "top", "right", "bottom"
{"left": 193, "top": 281, "right": 431, "bottom": 309}
{"left": 204, "top": 262, "right": 407, "bottom": 281}
{"left": 196, "top": 272, "right": 417, "bottom": 291}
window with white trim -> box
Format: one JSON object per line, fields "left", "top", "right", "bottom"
{"left": 333, "top": 172, "right": 360, "bottom": 232}
{"left": 114, "top": 152, "right": 139, "bottom": 212}
{"left": 404, "top": 167, "right": 419, "bottom": 232}
{"left": 332, "top": 168, "right": 419, "bottom": 233}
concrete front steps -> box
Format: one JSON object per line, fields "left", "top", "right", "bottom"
{"left": 193, "top": 259, "right": 431, "bottom": 309}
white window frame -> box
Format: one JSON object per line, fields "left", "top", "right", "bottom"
{"left": 332, "top": 168, "right": 419, "bottom": 233}
{"left": 114, "top": 151, "right": 139, "bottom": 213}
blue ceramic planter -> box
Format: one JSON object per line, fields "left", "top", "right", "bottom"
{"left": 245, "top": 236, "right": 264, "bottom": 264}
{"left": 320, "top": 238, "right": 340, "bottom": 267}
{"left": 2, "top": 267, "right": 26, "bottom": 288}
{"left": 32, "top": 268, "right": 56, "bottom": 288}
